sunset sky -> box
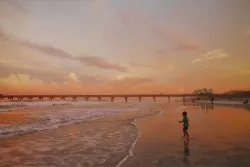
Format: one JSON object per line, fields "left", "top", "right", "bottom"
{"left": 0, "top": 0, "right": 250, "bottom": 95}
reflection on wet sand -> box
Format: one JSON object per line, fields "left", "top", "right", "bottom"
{"left": 183, "top": 100, "right": 215, "bottom": 111}
{"left": 198, "top": 103, "right": 214, "bottom": 111}
{"left": 183, "top": 138, "right": 190, "bottom": 166}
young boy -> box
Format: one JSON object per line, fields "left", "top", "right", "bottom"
{"left": 179, "top": 111, "right": 189, "bottom": 138}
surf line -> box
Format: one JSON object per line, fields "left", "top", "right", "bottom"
{"left": 115, "top": 110, "right": 162, "bottom": 167}
{"left": 115, "top": 118, "right": 139, "bottom": 167}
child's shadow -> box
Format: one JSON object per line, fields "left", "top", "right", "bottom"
{"left": 183, "top": 138, "right": 190, "bottom": 166}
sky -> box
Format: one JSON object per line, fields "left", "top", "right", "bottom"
{"left": 0, "top": 0, "right": 250, "bottom": 95}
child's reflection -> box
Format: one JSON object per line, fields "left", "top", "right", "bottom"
{"left": 183, "top": 138, "right": 190, "bottom": 166}
{"left": 199, "top": 103, "right": 214, "bottom": 111}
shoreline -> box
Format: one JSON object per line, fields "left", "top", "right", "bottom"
{"left": 116, "top": 109, "right": 163, "bottom": 167}
{"left": 115, "top": 118, "right": 139, "bottom": 167}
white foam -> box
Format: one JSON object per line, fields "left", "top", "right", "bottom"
{"left": 115, "top": 110, "right": 162, "bottom": 167}
{"left": 0, "top": 98, "right": 170, "bottom": 112}
{"left": 0, "top": 101, "right": 107, "bottom": 112}
{"left": 115, "top": 119, "right": 138, "bottom": 167}
{"left": 0, "top": 107, "right": 138, "bottom": 139}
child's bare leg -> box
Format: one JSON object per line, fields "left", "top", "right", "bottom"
{"left": 185, "top": 131, "right": 189, "bottom": 138}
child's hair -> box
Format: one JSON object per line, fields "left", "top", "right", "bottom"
{"left": 182, "top": 111, "right": 187, "bottom": 116}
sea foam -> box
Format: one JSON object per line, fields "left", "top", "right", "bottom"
{"left": 0, "top": 107, "right": 138, "bottom": 139}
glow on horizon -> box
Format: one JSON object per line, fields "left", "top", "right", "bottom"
{"left": 0, "top": 0, "right": 250, "bottom": 95}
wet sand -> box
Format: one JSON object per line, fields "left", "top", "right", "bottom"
{"left": 121, "top": 104, "right": 250, "bottom": 167}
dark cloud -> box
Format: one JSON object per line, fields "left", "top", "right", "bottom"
{"left": 0, "top": 28, "right": 128, "bottom": 72}
{"left": 23, "top": 43, "right": 128, "bottom": 72}
{"left": 76, "top": 56, "right": 128, "bottom": 72}
{"left": 23, "top": 42, "right": 72, "bottom": 59}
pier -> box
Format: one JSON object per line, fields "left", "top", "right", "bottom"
{"left": 0, "top": 93, "right": 244, "bottom": 102}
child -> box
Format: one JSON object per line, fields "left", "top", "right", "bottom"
{"left": 179, "top": 111, "right": 189, "bottom": 138}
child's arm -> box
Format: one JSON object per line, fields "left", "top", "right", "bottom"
{"left": 179, "top": 117, "right": 185, "bottom": 123}
{"left": 178, "top": 119, "right": 183, "bottom": 123}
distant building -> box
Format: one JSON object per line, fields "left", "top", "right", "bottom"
{"left": 193, "top": 88, "right": 213, "bottom": 95}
